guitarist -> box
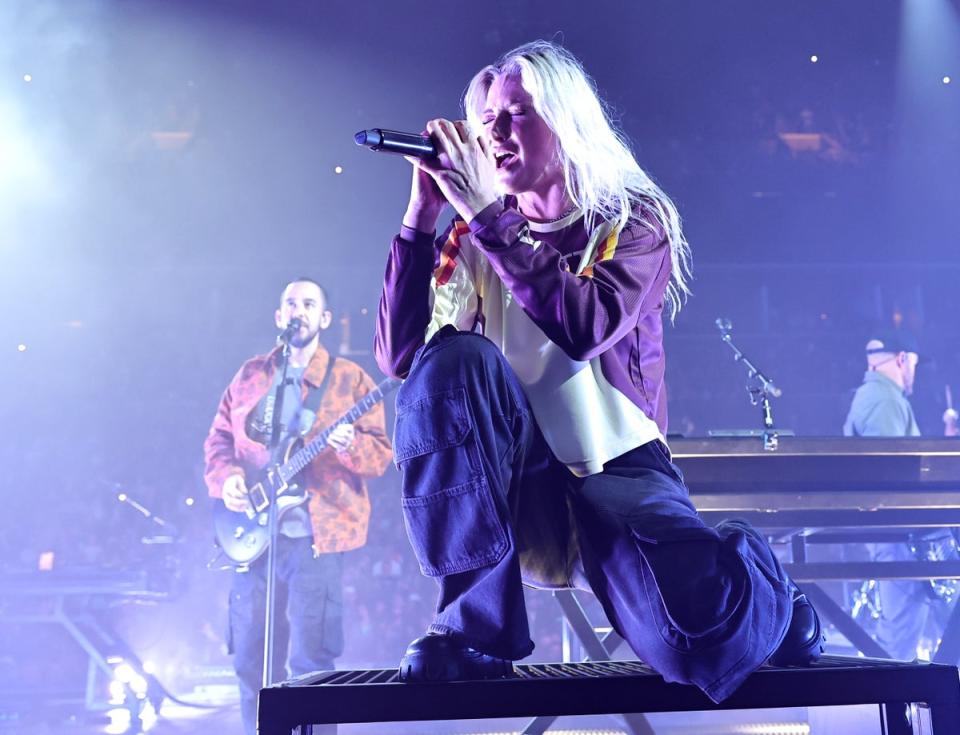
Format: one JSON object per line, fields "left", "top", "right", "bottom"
{"left": 203, "top": 277, "right": 392, "bottom": 735}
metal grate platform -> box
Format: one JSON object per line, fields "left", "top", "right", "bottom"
{"left": 258, "top": 655, "right": 960, "bottom": 734}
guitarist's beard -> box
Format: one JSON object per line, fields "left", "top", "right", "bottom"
{"left": 288, "top": 324, "right": 320, "bottom": 349}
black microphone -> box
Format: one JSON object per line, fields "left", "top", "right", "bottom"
{"left": 354, "top": 129, "right": 436, "bottom": 158}
{"left": 278, "top": 318, "right": 304, "bottom": 344}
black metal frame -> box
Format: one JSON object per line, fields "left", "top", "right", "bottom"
{"left": 258, "top": 656, "right": 960, "bottom": 735}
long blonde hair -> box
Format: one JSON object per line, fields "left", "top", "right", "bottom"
{"left": 464, "top": 40, "right": 692, "bottom": 318}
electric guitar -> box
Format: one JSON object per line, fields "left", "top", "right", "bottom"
{"left": 213, "top": 377, "right": 400, "bottom": 565}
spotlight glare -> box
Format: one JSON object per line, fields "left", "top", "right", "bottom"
{"left": 944, "top": 76, "right": 952, "bottom": 85}
{"left": 23, "top": 73, "right": 32, "bottom": 82}
{"left": 140, "top": 701, "right": 158, "bottom": 731}
{"left": 114, "top": 662, "right": 136, "bottom": 684}
{"left": 108, "top": 679, "right": 126, "bottom": 704}
{"left": 185, "top": 497, "right": 195, "bottom": 506}
{"left": 334, "top": 165, "right": 343, "bottom": 174}
{"left": 17, "top": 343, "right": 27, "bottom": 352}
{"left": 105, "top": 707, "right": 131, "bottom": 734}
{"left": 810, "top": 55, "right": 819, "bottom": 63}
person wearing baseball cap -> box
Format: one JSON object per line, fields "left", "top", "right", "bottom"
{"left": 843, "top": 329, "right": 957, "bottom": 661}
{"left": 844, "top": 330, "right": 923, "bottom": 437}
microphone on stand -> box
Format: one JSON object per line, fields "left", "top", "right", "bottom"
{"left": 762, "top": 379, "right": 783, "bottom": 398}
{"left": 277, "top": 318, "right": 304, "bottom": 345}
{"left": 714, "top": 317, "right": 782, "bottom": 398}
{"left": 354, "top": 129, "right": 436, "bottom": 158}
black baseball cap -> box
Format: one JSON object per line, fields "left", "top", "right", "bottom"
{"left": 865, "top": 329, "right": 924, "bottom": 361}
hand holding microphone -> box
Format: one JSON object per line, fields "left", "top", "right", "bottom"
{"left": 416, "top": 119, "right": 498, "bottom": 225}
{"left": 403, "top": 130, "right": 449, "bottom": 233}
{"left": 357, "top": 120, "right": 498, "bottom": 228}
{"left": 356, "top": 127, "right": 448, "bottom": 231}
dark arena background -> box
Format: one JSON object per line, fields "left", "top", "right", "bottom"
{"left": 2, "top": 1, "right": 960, "bottom": 734}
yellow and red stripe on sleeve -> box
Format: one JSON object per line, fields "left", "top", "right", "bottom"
{"left": 434, "top": 221, "right": 472, "bottom": 286}
{"left": 579, "top": 229, "right": 620, "bottom": 279}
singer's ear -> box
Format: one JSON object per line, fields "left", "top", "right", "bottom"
{"left": 318, "top": 308, "right": 333, "bottom": 331}
{"left": 275, "top": 308, "right": 284, "bottom": 329}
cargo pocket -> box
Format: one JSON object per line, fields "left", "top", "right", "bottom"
{"left": 395, "top": 387, "right": 508, "bottom": 577}
{"left": 632, "top": 528, "right": 747, "bottom": 651}
{"left": 288, "top": 552, "right": 345, "bottom": 662}
{"left": 227, "top": 571, "right": 256, "bottom": 657}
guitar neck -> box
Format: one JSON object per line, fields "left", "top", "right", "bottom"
{"left": 279, "top": 379, "right": 397, "bottom": 482}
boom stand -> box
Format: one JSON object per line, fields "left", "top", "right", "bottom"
{"left": 716, "top": 319, "right": 784, "bottom": 451}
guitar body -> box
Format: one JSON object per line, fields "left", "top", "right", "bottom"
{"left": 213, "top": 436, "right": 309, "bottom": 566}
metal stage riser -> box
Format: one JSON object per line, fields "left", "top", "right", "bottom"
{"left": 258, "top": 657, "right": 960, "bottom": 734}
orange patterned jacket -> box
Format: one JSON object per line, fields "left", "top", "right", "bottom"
{"left": 203, "top": 344, "right": 392, "bottom": 553}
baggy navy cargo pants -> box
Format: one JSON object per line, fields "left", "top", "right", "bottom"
{"left": 393, "top": 328, "right": 793, "bottom": 703}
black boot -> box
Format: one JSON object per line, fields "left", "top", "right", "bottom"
{"left": 398, "top": 634, "right": 515, "bottom": 682}
{"left": 768, "top": 582, "right": 824, "bottom": 667}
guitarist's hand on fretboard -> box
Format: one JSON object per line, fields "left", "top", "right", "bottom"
{"left": 222, "top": 473, "right": 252, "bottom": 513}
{"left": 327, "top": 423, "right": 356, "bottom": 453}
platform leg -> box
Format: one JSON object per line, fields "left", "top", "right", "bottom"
{"left": 929, "top": 696, "right": 960, "bottom": 734}
{"left": 881, "top": 702, "right": 914, "bottom": 735}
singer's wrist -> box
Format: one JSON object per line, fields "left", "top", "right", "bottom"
{"left": 457, "top": 192, "right": 499, "bottom": 225}
{"left": 402, "top": 206, "right": 442, "bottom": 234}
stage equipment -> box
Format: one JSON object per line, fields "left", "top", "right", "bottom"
{"left": 354, "top": 129, "right": 436, "bottom": 157}
{"left": 276, "top": 317, "right": 303, "bottom": 346}
{"left": 714, "top": 318, "right": 786, "bottom": 450}
{"left": 257, "top": 655, "right": 960, "bottom": 735}
{"left": 259, "top": 327, "right": 295, "bottom": 690}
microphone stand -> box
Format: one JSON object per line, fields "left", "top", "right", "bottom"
{"left": 715, "top": 319, "right": 784, "bottom": 451}
{"left": 262, "top": 336, "right": 292, "bottom": 689}
{"left": 116, "top": 492, "right": 179, "bottom": 541}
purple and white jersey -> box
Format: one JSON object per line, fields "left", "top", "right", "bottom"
{"left": 375, "top": 200, "right": 673, "bottom": 476}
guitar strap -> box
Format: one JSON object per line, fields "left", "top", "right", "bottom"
{"left": 300, "top": 355, "right": 337, "bottom": 434}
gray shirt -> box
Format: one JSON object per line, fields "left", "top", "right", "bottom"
{"left": 843, "top": 371, "right": 920, "bottom": 438}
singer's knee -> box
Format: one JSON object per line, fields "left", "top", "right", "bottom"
{"left": 413, "top": 330, "right": 504, "bottom": 380}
